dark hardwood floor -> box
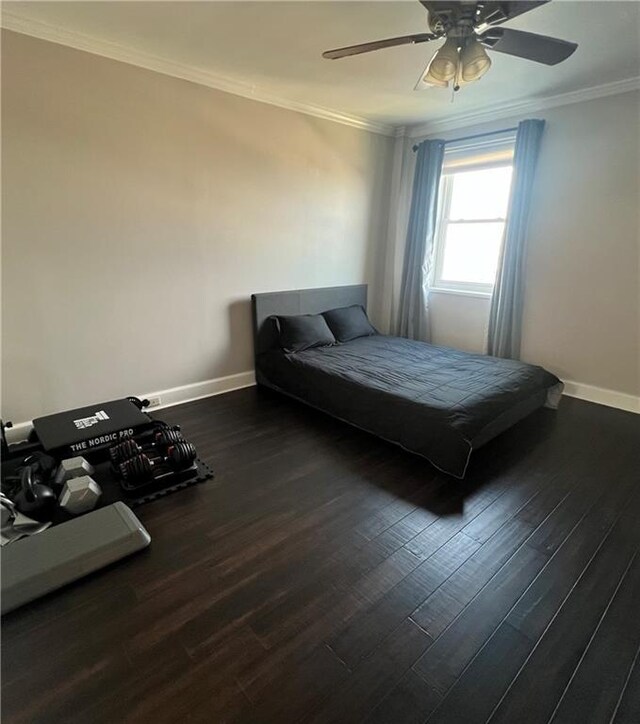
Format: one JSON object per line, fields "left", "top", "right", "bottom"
{"left": 2, "top": 386, "right": 639, "bottom": 724}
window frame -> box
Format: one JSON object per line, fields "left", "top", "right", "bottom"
{"left": 431, "top": 134, "right": 516, "bottom": 297}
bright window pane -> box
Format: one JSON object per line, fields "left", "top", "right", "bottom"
{"left": 440, "top": 222, "right": 504, "bottom": 284}
{"left": 448, "top": 166, "right": 513, "bottom": 220}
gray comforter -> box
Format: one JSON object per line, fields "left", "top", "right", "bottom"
{"left": 257, "top": 335, "right": 563, "bottom": 478}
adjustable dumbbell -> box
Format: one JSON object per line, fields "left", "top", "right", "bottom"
{"left": 119, "top": 442, "right": 197, "bottom": 484}
{"left": 109, "top": 429, "right": 185, "bottom": 465}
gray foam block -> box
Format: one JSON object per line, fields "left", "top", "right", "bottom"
{"left": 1, "top": 502, "right": 150, "bottom": 614}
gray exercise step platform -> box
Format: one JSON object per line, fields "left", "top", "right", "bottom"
{"left": 1, "top": 502, "right": 151, "bottom": 614}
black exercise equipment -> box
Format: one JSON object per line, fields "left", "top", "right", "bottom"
{"left": 3, "top": 451, "right": 57, "bottom": 496}
{"left": 153, "top": 429, "right": 187, "bottom": 446}
{"left": 23, "top": 451, "right": 57, "bottom": 481}
{"left": 127, "top": 396, "right": 150, "bottom": 410}
{"left": 1, "top": 419, "right": 12, "bottom": 461}
{"left": 2, "top": 395, "right": 213, "bottom": 521}
{"left": 109, "top": 429, "right": 185, "bottom": 465}
{"left": 13, "top": 464, "right": 57, "bottom": 522}
{"left": 109, "top": 439, "right": 143, "bottom": 465}
{"left": 119, "top": 442, "right": 197, "bottom": 485}
{"left": 32, "top": 398, "right": 155, "bottom": 459}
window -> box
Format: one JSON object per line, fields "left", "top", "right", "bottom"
{"left": 432, "top": 134, "right": 515, "bottom": 295}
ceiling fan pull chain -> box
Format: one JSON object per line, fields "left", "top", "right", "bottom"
{"left": 451, "top": 58, "right": 462, "bottom": 101}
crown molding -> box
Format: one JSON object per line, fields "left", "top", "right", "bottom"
{"left": 407, "top": 75, "right": 640, "bottom": 138}
{"left": 4, "top": 10, "right": 638, "bottom": 142}
{"left": 1, "top": 11, "right": 395, "bottom": 137}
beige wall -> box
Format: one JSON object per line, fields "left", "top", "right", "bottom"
{"left": 1, "top": 31, "right": 394, "bottom": 421}
{"left": 394, "top": 91, "right": 639, "bottom": 397}
{"left": 429, "top": 292, "right": 491, "bottom": 354}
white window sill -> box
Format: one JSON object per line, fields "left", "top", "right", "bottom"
{"left": 430, "top": 287, "right": 493, "bottom": 300}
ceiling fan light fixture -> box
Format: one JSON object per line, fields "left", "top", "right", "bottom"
{"left": 422, "top": 74, "right": 449, "bottom": 89}
{"left": 427, "top": 36, "right": 460, "bottom": 82}
{"left": 460, "top": 39, "right": 492, "bottom": 81}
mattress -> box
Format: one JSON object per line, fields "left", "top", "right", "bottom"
{"left": 256, "top": 334, "right": 563, "bottom": 478}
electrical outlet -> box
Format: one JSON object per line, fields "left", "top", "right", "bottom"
{"left": 147, "top": 396, "right": 162, "bottom": 408}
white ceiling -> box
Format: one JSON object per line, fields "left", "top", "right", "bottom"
{"left": 3, "top": 1, "right": 640, "bottom": 130}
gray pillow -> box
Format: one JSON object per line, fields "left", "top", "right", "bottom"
{"left": 276, "top": 314, "right": 336, "bottom": 353}
{"left": 322, "top": 305, "right": 377, "bottom": 342}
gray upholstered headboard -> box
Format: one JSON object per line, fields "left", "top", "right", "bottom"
{"left": 251, "top": 284, "right": 368, "bottom": 358}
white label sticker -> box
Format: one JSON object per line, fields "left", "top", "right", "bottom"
{"left": 73, "top": 410, "right": 110, "bottom": 430}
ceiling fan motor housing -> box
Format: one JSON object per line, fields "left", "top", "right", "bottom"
{"left": 428, "top": 2, "right": 478, "bottom": 35}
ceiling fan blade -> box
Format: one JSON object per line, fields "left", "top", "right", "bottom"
{"left": 478, "top": 1, "right": 550, "bottom": 27}
{"left": 479, "top": 27, "right": 577, "bottom": 65}
{"left": 322, "top": 33, "right": 437, "bottom": 59}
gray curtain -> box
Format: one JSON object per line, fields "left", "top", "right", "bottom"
{"left": 487, "top": 119, "right": 545, "bottom": 359}
{"left": 397, "top": 139, "right": 445, "bottom": 340}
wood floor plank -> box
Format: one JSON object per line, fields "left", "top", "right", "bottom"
{"left": 490, "top": 499, "right": 640, "bottom": 724}
{"left": 411, "top": 542, "right": 548, "bottom": 696}
{"left": 411, "top": 443, "right": 595, "bottom": 639}
{"left": 613, "top": 646, "right": 640, "bottom": 724}
{"left": 411, "top": 516, "right": 535, "bottom": 637}
{"left": 426, "top": 621, "right": 532, "bottom": 724}
{"left": 506, "top": 466, "right": 638, "bottom": 642}
{"left": 424, "top": 480, "right": 640, "bottom": 724}
{"left": 329, "top": 532, "right": 481, "bottom": 668}
{"left": 54, "top": 638, "right": 204, "bottom": 724}
{"left": 1, "top": 644, "right": 133, "bottom": 724}
{"left": 232, "top": 644, "right": 349, "bottom": 724}
{"left": 413, "top": 450, "right": 637, "bottom": 697}
{"left": 550, "top": 551, "right": 640, "bottom": 724}
{"left": 365, "top": 669, "right": 442, "bottom": 724}
{"left": 309, "top": 619, "right": 432, "bottom": 724}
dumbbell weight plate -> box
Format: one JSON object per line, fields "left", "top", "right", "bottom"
{"left": 120, "top": 454, "right": 154, "bottom": 483}
{"left": 154, "top": 430, "right": 185, "bottom": 447}
{"left": 109, "top": 439, "right": 142, "bottom": 465}
{"left": 167, "top": 442, "right": 197, "bottom": 469}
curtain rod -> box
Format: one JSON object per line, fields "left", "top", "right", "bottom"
{"left": 412, "top": 126, "right": 518, "bottom": 152}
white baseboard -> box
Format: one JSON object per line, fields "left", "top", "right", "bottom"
{"left": 142, "top": 370, "right": 256, "bottom": 411}
{"left": 562, "top": 380, "right": 639, "bottom": 414}
{"left": 4, "top": 370, "right": 256, "bottom": 445}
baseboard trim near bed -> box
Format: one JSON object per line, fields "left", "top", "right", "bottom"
{"left": 4, "top": 371, "right": 257, "bottom": 445}
{"left": 562, "top": 380, "right": 639, "bottom": 414}
{"left": 142, "top": 370, "right": 256, "bottom": 412}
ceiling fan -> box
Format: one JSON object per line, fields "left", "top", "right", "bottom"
{"left": 322, "top": 1, "right": 578, "bottom": 92}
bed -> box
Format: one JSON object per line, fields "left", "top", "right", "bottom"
{"left": 251, "top": 285, "right": 563, "bottom": 478}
